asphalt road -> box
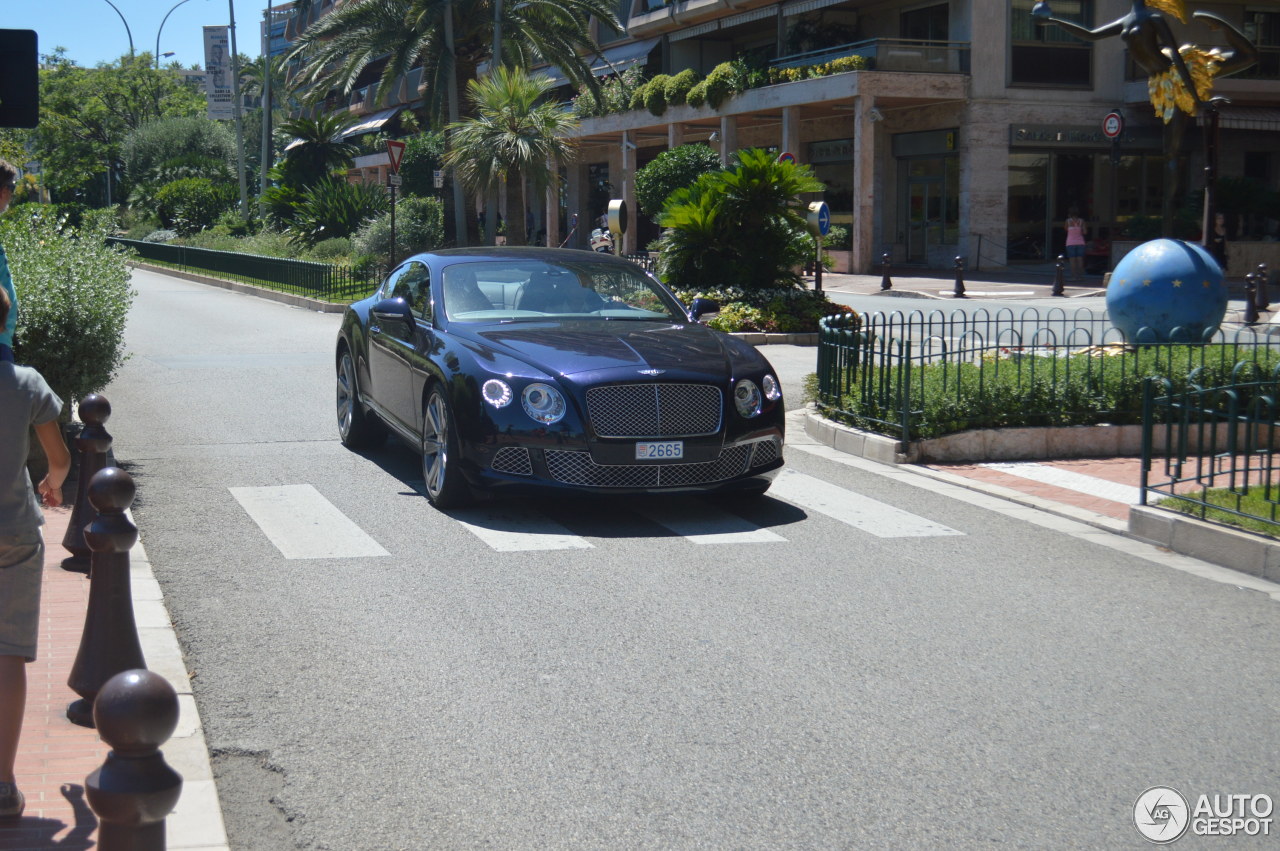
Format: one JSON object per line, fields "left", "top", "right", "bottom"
{"left": 104, "top": 268, "right": 1280, "bottom": 850}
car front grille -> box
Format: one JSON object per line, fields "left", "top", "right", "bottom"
{"left": 544, "top": 445, "right": 752, "bottom": 488}
{"left": 491, "top": 447, "right": 533, "bottom": 476}
{"left": 751, "top": 438, "right": 781, "bottom": 468}
{"left": 585, "top": 384, "right": 722, "bottom": 438}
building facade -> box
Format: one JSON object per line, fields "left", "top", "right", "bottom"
{"left": 287, "top": 0, "right": 1280, "bottom": 272}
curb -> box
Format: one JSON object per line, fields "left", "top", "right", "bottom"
{"left": 801, "top": 406, "right": 1280, "bottom": 579}
{"left": 130, "top": 261, "right": 347, "bottom": 314}
{"left": 128, "top": 520, "right": 231, "bottom": 851}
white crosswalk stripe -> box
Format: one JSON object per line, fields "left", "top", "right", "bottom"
{"left": 450, "top": 506, "right": 594, "bottom": 552}
{"left": 768, "top": 468, "right": 965, "bottom": 538}
{"left": 982, "top": 462, "right": 1142, "bottom": 504}
{"left": 230, "top": 485, "right": 390, "bottom": 559}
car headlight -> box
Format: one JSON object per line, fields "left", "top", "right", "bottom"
{"left": 482, "top": 379, "right": 513, "bottom": 409}
{"left": 734, "top": 379, "right": 762, "bottom": 418}
{"left": 522, "top": 383, "right": 566, "bottom": 424}
{"left": 762, "top": 374, "right": 781, "bottom": 402}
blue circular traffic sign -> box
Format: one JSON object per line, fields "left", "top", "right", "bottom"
{"left": 807, "top": 201, "right": 831, "bottom": 237}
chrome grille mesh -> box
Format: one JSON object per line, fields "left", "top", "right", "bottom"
{"left": 491, "top": 447, "right": 533, "bottom": 476}
{"left": 545, "top": 445, "right": 751, "bottom": 488}
{"left": 585, "top": 384, "right": 722, "bottom": 438}
{"left": 751, "top": 438, "right": 781, "bottom": 468}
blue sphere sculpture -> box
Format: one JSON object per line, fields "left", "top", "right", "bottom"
{"left": 1106, "top": 238, "right": 1227, "bottom": 343}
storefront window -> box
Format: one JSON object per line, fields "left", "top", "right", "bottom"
{"left": 899, "top": 155, "right": 959, "bottom": 263}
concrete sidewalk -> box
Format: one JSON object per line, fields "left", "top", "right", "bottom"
{"left": 0, "top": 506, "right": 227, "bottom": 851}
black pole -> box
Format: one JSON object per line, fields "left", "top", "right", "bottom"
{"left": 1244, "top": 270, "right": 1260, "bottom": 325}
{"left": 952, "top": 255, "right": 966, "bottom": 298}
{"left": 814, "top": 236, "right": 823, "bottom": 293}
{"left": 389, "top": 181, "right": 397, "bottom": 269}
{"left": 880, "top": 252, "right": 892, "bottom": 291}
{"left": 1052, "top": 255, "right": 1066, "bottom": 297}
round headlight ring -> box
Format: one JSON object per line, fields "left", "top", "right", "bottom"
{"left": 522, "top": 382, "right": 566, "bottom": 424}
{"left": 482, "top": 378, "right": 513, "bottom": 408}
{"left": 762, "top": 374, "right": 781, "bottom": 402}
{"left": 734, "top": 379, "right": 762, "bottom": 418}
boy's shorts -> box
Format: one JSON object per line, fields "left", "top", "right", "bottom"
{"left": 0, "top": 532, "right": 44, "bottom": 662}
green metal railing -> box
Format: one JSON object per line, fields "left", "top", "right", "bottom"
{"left": 109, "top": 238, "right": 383, "bottom": 303}
{"left": 1141, "top": 369, "right": 1280, "bottom": 535}
{"left": 817, "top": 307, "right": 1280, "bottom": 442}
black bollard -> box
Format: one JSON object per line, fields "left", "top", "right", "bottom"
{"left": 62, "top": 394, "right": 112, "bottom": 574}
{"left": 952, "top": 255, "right": 966, "bottom": 298}
{"left": 1255, "top": 263, "right": 1270, "bottom": 312}
{"left": 880, "top": 252, "right": 892, "bottom": 291}
{"left": 87, "top": 669, "right": 183, "bottom": 851}
{"left": 1244, "top": 270, "right": 1260, "bottom": 325}
{"left": 67, "top": 467, "right": 146, "bottom": 727}
{"left": 1052, "top": 255, "right": 1066, "bottom": 297}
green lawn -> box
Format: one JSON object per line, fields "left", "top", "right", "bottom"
{"left": 1158, "top": 488, "right": 1280, "bottom": 538}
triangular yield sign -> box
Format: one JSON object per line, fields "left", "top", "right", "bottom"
{"left": 386, "top": 139, "right": 406, "bottom": 174}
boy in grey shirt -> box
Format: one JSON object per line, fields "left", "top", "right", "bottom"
{"left": 0, "top": 285, "right": 69, "bottom": 821}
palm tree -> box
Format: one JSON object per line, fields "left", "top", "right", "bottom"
{"left": 287, "top": 0, "right": 620, "bottom": 128}
{"left": 275, "top": 112, "right": 360, "bottom": 189}
{"left": 444, "top": 67, "right": 578, "bottom": 245}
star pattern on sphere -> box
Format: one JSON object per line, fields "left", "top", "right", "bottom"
{"left": 1118, "top": 279, "right": 1127, "bottom": 286}
{"left": 1143, "top": 279, "right": 1152, "bottom": 287}
{"left": 1203, "top": 280, "right": 1211, "bottom": 288}
{"left": 1173, "top": 279, "right": 1182, "bottom": 287}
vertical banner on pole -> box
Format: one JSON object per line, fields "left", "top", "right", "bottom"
{"left": 203, "top": 26, "right": 234, "bottom": 120}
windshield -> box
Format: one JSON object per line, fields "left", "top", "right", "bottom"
{"left": 441, "top": 259, "right": 687, "bottom": 323}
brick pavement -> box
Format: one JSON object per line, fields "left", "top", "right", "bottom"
{"left": 0, "top": 506, "right": 101, "bottom": 851}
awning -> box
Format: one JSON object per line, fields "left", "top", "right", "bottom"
{"left": 529, "top": 37, "right": 660, "bottom": 89}
{"left": 341, "top": 105, "right": 402, "bottom": 138}
{"left": 591, "top": 37, "right": 660, "bottom": 76}
{"left": 1206, "top": 106, "right": 1280, "bottom": 132}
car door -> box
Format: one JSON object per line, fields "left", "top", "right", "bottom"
{"left": 367, "top": 261, "right": 426, "bottom": 432}
{"left": 404, "top": 267, "right": 438, "bottom": 436}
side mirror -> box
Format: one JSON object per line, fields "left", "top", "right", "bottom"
{"left": 371, "top": 297, "right": 413, "bottom": 325}
{"left": 688, "top": 297, "right": 721, "bottom": 322}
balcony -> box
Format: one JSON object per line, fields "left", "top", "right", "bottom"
{"left": 771, "top": 38, "right": 970, "bottom": 75}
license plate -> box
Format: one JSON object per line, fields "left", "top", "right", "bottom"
{"left": 635, "top": 441, "right": 683, "bottom": 460}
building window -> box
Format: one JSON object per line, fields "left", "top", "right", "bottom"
{"left": 900, "top": 4, "right": 949, "bottom": 41}
{"left": 1009, "top": 0, "right": 1092, "bottom": 87}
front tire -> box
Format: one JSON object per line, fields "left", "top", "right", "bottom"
{"left": 337, "top": 349, "right": 384, "bottom": 449}
{"left": 421, "top": 388, "right": 472, "bottom": 508}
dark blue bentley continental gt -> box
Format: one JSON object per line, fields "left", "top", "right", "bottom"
{"left": 335, "top": 247, "right": 784, "bottom": 507}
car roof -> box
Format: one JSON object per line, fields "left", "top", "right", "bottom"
{"left": 418, "top": 246, "right": 639, "bottom": 268}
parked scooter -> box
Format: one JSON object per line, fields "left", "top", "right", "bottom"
{"left": 588, "top": 215, "right": 614, "bottom": 254}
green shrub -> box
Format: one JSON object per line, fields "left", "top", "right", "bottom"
{"left": 287, "top": 177, "right": 390, "bottom": 246}
{"left": 644, "top": 74, "right": 671, "bottom": 115}
{"left": 144, "top": 229, "right": 178, "bottom": 243}
{"left": 823, "top": 224, "right": 850, "bottom": 250}
{"left": 664, "top": 70, "right": 698, "bottom": 107}
{"left": 825, "top": 344, "right": 1280, "bottom": 440}
{"left": 398, "top": 132, "right": 447, "bottom": 198}
{"left": 154, "top": 177, "right": 238, "bottom": 235}
{"left": 572, "top": 67, "right": 647, "bottom": 118}
{"left": 704, "top": 62, "right": 741, "bottom": 109}
{"left": 629, "top": 84, "right": 648, "bottom": 112}
{"left": 5, "top": 212, "right": 135, "bottom": 406}
{"left": 686, "top": 80, "right": 708, "bottom": 108}
{"left": 634, "top": 144, "right": 723, "bottom": 218}
{"left": 309, "top": 237, "right": 353, "bottom": 260}
{"left": 352, "top": 195, "right": 445, "bottom": 258}
{"left": 673, "top": 285, "right": 854, "bottom": 333}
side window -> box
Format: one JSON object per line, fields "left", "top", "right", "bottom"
{"left": 407, "top": 264, "right": 432, "bottom": 319}
{"left": 380, "top": 263, "right": 412, "bottom": 300}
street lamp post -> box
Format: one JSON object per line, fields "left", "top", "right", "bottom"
{"left": 100, "top": 0, "right": 135, "bottom": 58}
{"left": 156, "top": 0, "right": 205, "bottom": 68}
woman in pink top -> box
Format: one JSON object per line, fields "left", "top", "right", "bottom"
{"left": 1064, "top": 206, "right": 1087, "bottom": 281}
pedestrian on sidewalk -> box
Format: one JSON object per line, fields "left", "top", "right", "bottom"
{"left": 0, "top": 285, "right": 70, "bottom": 821}
{"left": 0, "top": 160, "right": 19, "bottom": 364}
{"left": 1064, "top": 206, "right": 1088, "bottom": 282}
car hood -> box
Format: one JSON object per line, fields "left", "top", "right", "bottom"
{"left": 464, "top": 320, "right": 749, "bottom": 380}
